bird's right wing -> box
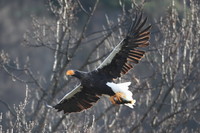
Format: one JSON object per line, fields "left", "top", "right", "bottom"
{"left": 97, "top": 14, "right": 151, "bottom": 79}
{"left": 54, "top": 85, "right": 100, "bottom": 114}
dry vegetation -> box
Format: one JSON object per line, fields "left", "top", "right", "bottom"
{"left": 0, "top": 0, "right": 200, "bottom": 132}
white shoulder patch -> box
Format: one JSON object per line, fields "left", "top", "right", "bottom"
{"left": 97, "top": 40, "right": 124, "bottom": 69}
{"left": 58, "top": 84, "right": 82, "bottom": 103}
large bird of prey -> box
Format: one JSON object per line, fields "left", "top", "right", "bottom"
{"left": 53, "top": 14, "right": 151, "bottom": 114}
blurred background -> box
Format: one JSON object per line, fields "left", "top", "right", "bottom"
{"left": 0, "top": 0, "right": 199, "bottom": 132}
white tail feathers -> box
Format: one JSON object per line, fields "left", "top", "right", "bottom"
{"left": 106, "top": 82, "right": 136, "bottom": 108}
{"left": 115, "top": 82, "right": 131, "bottom": 90}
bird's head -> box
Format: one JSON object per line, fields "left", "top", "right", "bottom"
{"left": 66, "top": 70, "right": 83, "bottom": 79}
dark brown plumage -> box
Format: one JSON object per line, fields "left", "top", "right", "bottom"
{"left": 54, "top": 85, "right": 100, "bottom": 113}
{"left": 98, "top": 14, "right": 151, "bottom": 79}
{"left": 53, "top": 14, "right": 151, "bottom": 114}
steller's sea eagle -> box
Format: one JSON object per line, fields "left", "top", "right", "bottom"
{"left": 53, "top": 14, "right": 151, "bottom": 114}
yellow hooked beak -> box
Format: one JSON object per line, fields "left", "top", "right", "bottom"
{"left": 66, "top": 70, "right": 75, "bottom": 76}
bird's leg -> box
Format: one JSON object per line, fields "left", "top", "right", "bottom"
{"left": 114, "top": 92, "right": 125, "bottom": 102}
{"left": 109, "top": 92, "right": 125, "bottom": 104}
{"left": 109, "top": 96, "right": 116, "bottom": 104}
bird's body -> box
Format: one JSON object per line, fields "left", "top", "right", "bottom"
{"left": 76, "top": 70, "right": 115, "bottom": 96}
{"left": 53, "top": 14, "right": 151, "bottom": 114}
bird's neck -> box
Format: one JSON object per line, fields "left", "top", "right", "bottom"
{"left": 74, "top": 70, "right": 86, "bottom": 79}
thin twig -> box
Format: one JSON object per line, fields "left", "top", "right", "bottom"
{"left": 0, "top": 99, "right": 16, "bottom": 118}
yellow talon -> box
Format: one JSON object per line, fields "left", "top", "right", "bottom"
{"left": 130, "top": 99, "right": 136, "bottom": 104}
{"left": 109, "top": 96, "right": 116, "bottom": 104}
{"left": 110, "top": 92, "right": 125, "bottom": 104}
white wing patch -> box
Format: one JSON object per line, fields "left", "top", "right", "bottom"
{"left": 58, "top": 84, "right": 82, "bottom": 103}
{"left": 106, "top": 82, "right": 136, "bottom": 108}
{"left": 97, "top": 40, "right": 124, "bottom": 69}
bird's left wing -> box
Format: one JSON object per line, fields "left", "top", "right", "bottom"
{"left": 97, "top": 14, "right": 151, "bottom": 79}
{"left": 53, "top": 85, "right": 100, "bottom": 114}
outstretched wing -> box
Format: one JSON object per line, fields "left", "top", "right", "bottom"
{"left": 97, "top": 14, "right": 151, "bottom": 79}
{"left": 54, "top": 85, "right": 100, "bottom": 114}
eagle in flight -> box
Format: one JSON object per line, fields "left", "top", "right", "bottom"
{"left": 53, "top": 14, "right": 151, "bottom": 114}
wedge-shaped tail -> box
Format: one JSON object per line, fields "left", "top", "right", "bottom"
{"left": 106, "top": 82, "right": 136, "bottom": 108}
